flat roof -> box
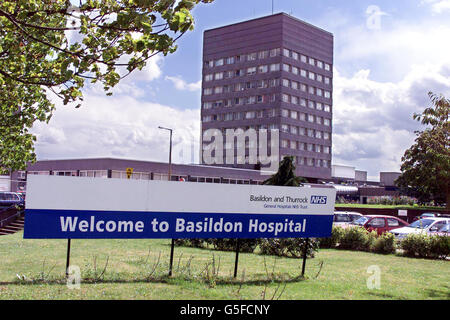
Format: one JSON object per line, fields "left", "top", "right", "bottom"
{"left": 204, "top": 12, "right": 333, "bottom": 36}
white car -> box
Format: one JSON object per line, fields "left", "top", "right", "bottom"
{"left": 333, "top": 211, "right": 363, "bottom": 227}
{"left": 389, "top": 217, "right": 450, "bottom": 239}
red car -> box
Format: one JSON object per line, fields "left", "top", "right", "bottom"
{"left": 351, "top": 215, "right": 409, "bottom": 235}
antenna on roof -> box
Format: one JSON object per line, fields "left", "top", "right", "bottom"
{"left": 271, "top": 0, "right": 274, "bottom": 15}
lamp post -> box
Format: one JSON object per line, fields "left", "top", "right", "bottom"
{"left": 158, "top": 126, "right": 175, "bottom": 276}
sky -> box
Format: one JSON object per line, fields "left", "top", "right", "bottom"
{"left": 32, "top": 0, "right": 450, "bottom": 181}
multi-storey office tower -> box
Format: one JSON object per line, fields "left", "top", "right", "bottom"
{"left": 200, "top": 13, "right": 333, "bottom": 182}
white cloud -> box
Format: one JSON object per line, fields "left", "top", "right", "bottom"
{"left": 165, "top": 75, "right": 202, "bottom": 92}
{"left": 332, "top": 62, "right": 450, "bottom": 179}
{"left": 422, "top": 0, "right": 450, "bottom": 13}
{"left": 32, "top": 92, "right": 200, "bottom": 164}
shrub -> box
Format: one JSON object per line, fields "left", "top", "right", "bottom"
{"left": 371, "top": 232, "right": 396, "bottom": 254}
{"left": 258, "top": 238, "right": 319, "bottom": 258}
{"left": 401, "top": 233, "right": 450, "bottom": 259}
{"left": 400, "top": 233, "right": 432, "bottom": 258}
{"left": 319, "top": 226, "right": 345, "bottom": 248}
{"left": 428, "top": 235, "right": 450, "bottom": 259}
{"left": 211, "top": 239, "right": 258, "bottom": 253}
{"left": 339, "top": 227, "right": 376, "bottom": 251}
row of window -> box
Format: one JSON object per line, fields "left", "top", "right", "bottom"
{"left": 202, "top": 109, "right": 331, "bottom": 127}
{"left": 204, "top": 63, "right": 331, "bottom": 86}
{"left": 281, "top": 139, "right": 331, "bottom": 154}
{"left": 203, "top": 78, "right": 331, "bottom": 102}
{"left": 293, "top": 157, "right": 331, "bottom": 168}
{"left": 204, "top": 47, "right": 332, "bottom": 73}
{"left": 203, "top": 95, "right": 331, "bottom": 114}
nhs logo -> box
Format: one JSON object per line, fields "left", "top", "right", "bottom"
{"left": 310, "top": 196, "right": 327, "bottom": 204}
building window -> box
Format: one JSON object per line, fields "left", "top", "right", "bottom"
{"left": 215, "top": 72, "right": 223, "bottom": 80}
{"left": 215, "top": 58, "right": 224, "bottom": 67}
{"left": 316, "top": 102, "right": 323, "bottom": 111}
{"left": 324, "top": 118, "right": 331, "bottom": 126}
{"left": 324, "top": 132, "right": 330, "bottom": 140}
{"left": 226, "top": 56, "right": 235, "bottom": 64}
{"left": 291, "top": 96, "right": 299, "bottom": 105}
{"left": 282, "top": 94, "right": 290, "bottom": 103}
{"left": 203, "top": 102, "right": 212, "bottom": 109}
{"left": 317, "top": 61, "right": 323, "bottom": 69}
{"left": 247, "top": 67, "right": 257, "bottom": 75}
{"left": 281, "top": 109, "right": 289, "bottom": 117}
{"left": 300, "top": 98, "right": 307, "bottom": 107}
{"left": 292, "top": 51, "right": 299, "bottom": 60}
{"left": 290, "top": 110, "right": 298, "bottom": 119}
{"left": 270, "top": 48, "right": 280, "bottom": 57}
{"left": 281, "top": 124, "right": 289, "bottom": 133}
{"left": 214, "top": 86, "right": 223, "bottom": 94}
{"left": 282, "top": 79, "right": 290, "bottom": 87}
{"left": 324, "top": 91, "right": 331, "bottom": 99}
{"left": 309, "top": 57, "right": 315, "bottom": 66}
{"left": 283, "top": 48, "right": 290, "bottom": 57}
{"left": 309, "top": 72, "right": 315, "bottom": 80}
{"left": 290, "top": 125, "right": 298, "bottom": 134}
{"left": 281, "top": 139, "right": 289, "bottom": 148}
{"left": 204, "top": 74, "right": 213, "bottom": 81}
{"left": 308, "top": 101, "right": 315, "bottom": 109}
{"left": 325, "top": 63, "right": 331, "bottom": 71}
{"left": 259, "top": 50, "right": 269, "bottom": 59}
{"left": 309, "top": 86, "right": 315, "bottom": 94}
{"left": 204, "top": 88, "right": 213, "bottom": 95}
{"left": 324, "top": 104, "right": 331, "bottom": 112}
{"left": 300, "top": 69, "right": 307, "bottom": 77}
{"left": 316, "top": 74, "right": 323, "bottom": 82}
{"left": 324, "top": 77, "right": 330, "bottom": 85}
{"left": 247, "top": 52, "right": 257, "bottom": 61}
{"left": 292, "top": 66, "right": 298, "bottom": 75}
{"left": 308, "top": 114, "right": 314, "bottom": 123}
{"left": 270, "top": 63, "right": 280, "bottom": 72}
{"left": 301, "top": 55, "right": 307, "bottom": 63}
{"left": 300, "top": 84, "right": 307, "bottom": 92}
{"left": 291, "top": 81, "right": 298, "bottom": 90}
{"left": 258, "top": 65, "right": 268, "bottom": 73}
{"left": 315, "top": 131, "right": 322, "bottom": 139}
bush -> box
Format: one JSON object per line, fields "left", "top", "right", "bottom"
{"left": 258, "top": 238, "right": 319, "bottom": 258}
{"left": 338, "top": 227, "right": 376, "bottom": 251}
{"left": 211, "top": 239, "right": 258, "bottom": 253}
{"left": 371, "top": 232, "right": 396, "bottom": 254}
{"left": 400, "top": 233, "right": 450, "bottom": 259}
{"left": 319, "top": 226, "right": 345, "bottom": 248}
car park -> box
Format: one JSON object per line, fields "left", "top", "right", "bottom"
{"left": 0, "top": 192, "right": 25, "bottom": 208}
{"left": 389, "top": 217, "right": 450, "bottom": 239}
{"left": 350, "top": 215, "right": 409, "bottom": 235}
{"left": 333, "top": 211, "right": 363, "bottom": 227}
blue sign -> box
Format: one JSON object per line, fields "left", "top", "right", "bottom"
{"left": 23, "top": 176, "right": 336, "bottom": 239}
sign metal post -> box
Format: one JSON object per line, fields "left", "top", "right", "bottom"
{"left": 65, "top": 238, "right": 71, "bottom": 277}
{"left": 233, "top": 239, "right": 240, "bottom": 278}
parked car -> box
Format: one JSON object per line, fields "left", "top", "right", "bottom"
{"left": 0, "top": 192, "right": 25, "bottom": 208}
{"left": 350, "top": 215, "right": 409, "bottom": 235}
{"left": 333, "top": 211, "right": 363, "bottom": 227}
{"left": 429, "top": 224, "right": 450, "bottom": 236}
{"left": 389, "top": 217, "right": 450, "bottom": 239}
{"left": 412, "top": 212, "right": 439, "bottom": 222}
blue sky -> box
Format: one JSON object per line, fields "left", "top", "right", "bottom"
{"left": 34, "top": 0, "right": 450, "bottom": 181}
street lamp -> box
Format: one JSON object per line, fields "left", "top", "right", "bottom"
{"left": 158, "top": 126, "right": 173, "bottom": 181}
{"left": 158, "top": 126, "right": 175, "bottom": 276}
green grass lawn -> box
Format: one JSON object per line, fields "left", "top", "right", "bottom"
{"left": 0, "top": 231, "right": 449, "bottom": 300}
